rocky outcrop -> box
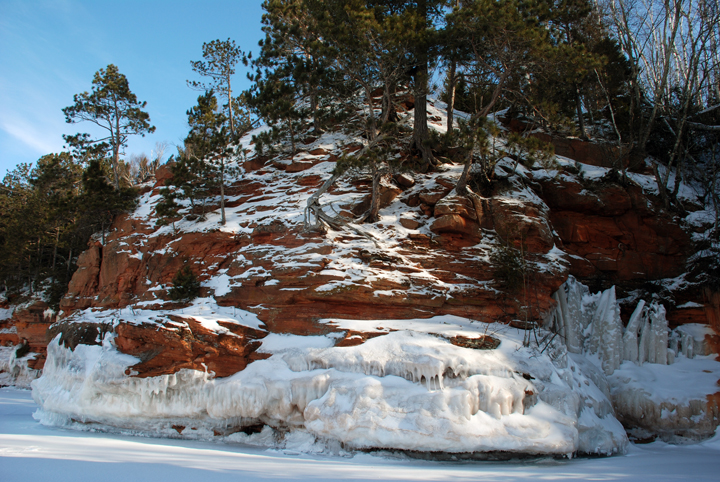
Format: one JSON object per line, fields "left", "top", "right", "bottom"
{"left": 0, "top": 299, "right": 55, "bottom": 387}
{"left": 115, "top": 318, "right": 268, "bottom": 378}
{"left": 52, "top": 138, "right": 709, "bottom": 347}
{"left": 2, "top": 300, "right": 55, "bottom": 370}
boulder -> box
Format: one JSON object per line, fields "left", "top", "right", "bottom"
{"left": 491, "top": 199, "right": 554, "bottom": 254}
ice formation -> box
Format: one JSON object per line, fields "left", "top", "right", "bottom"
{"left": 0, "top": 345, "right": 41, "bottom": 389}
{"left": 31, "top": 316, "right": 628, "bottom": 456}
{"left": 547, "top": 276, "right": 673, "bottom": 375}
{"left": 547, "top": 277, "right": 720, "bottom": 441}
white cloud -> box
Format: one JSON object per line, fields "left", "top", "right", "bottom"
{"left": 0, "top": 117, "right": 64, "bottom": 157}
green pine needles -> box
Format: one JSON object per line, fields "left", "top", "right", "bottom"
{"left": 168, "top": 265, "right": 201, "bottom": 302}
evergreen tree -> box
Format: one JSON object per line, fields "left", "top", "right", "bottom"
{"left": 168, "top": 265, "right": 201, "bottom": 302}
{"left": 170, "top": 151, "right": 216, "bottom": 219}
{"left": 440, "top": 0, "right": 462, "bottom": 136}
{"left": 184, "top": 91, "right": 232, "bottom": 225}
{"left": 77, "top": 159, "right": 137, "bottom": 245}
{"left": 0, "top": 148, "right": 138, "bottom": 306}
{"left": 189, "top": 39, "right": 250, "bottom": 140}
{"left": 63, "top": 64, "right": 155, "bottom": 190}
{"left": 155, "top": 185, "right": 181, "bottom": 231}
{"left": 257, "top": 0, "right": 337, "bottom": 133}
{"left": 406, "top": 0, "right": 444, "bottom": 170}
{"left": 0, "top": 164, "right": 35, "bottom": 293}
{"left": 248, "top": 0, "right": 334, "bottom": 154}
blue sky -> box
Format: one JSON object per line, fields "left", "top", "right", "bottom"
{"left": 0, "top": 0, "right": 265, "bottom": 177}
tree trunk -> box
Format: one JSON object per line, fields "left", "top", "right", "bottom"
{"left": 455, "top": 151, "right": 473, "bottom": 196}
{"left": 637, "top": 0, "right": 683, "bottom": 154}
{"left": 311, "top": 89, "right": 320, "bottom": 132}
{"left": 412, "top": 0, "right": 435, "bottom": 171}
{"left": 227, "top": 76, "right": 235, "bottom": 138}
{"left": 34, "top": 236, "right": 42, "bottom": 292}
{"left": 112, "top": 142, "right": 120, "bottom": 190}
{"left": 363, "top": 84, "right": 378, "bottom": 142}
{"left": 52, "top": 227, "right": 60, "bottom": 271}
{"left": 366, "top": 165, "right": 382, "bottom": 224}
{"left": 446, "top": 60, "right": 457, "bottom": 137}
{"left": 413, "top": 66, "right": 434, "bottom": 170}
{"left": 652, "top": 162, "right": 670, "bottom": 208}
{"left": 288, "top": 120, "right": 296, "bottom": 156}
{"left": 220, "top": 158, "right": 226, "bottom": 225}
{"left": 575, "top": 85, "right": 587, "bottom": 139}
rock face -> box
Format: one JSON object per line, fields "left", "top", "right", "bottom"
{"left": 48, "top": 316, "right": 269, "bottom": 379}
{"left": 537, "top": 175, "right": 691, "bottom": 284}
{"left": 59, "top": 163, "right": 570, "bottom": 334}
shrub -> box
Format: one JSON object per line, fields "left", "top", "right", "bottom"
{"left": 168, "top": 265, "right": 201, "bottom": 302}
{"left": 490, "top": 242, "right": 525, "bottom": 293}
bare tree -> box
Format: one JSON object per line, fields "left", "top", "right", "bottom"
{"left": 604, "top": 0, "right": 720, "bottom": 205}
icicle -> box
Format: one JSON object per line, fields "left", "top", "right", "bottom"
{"left": 638, "top": 318, "right": 651, "bottom": 365}
{"left": 552, "top": 290, "right": 566, "bottom": 334}
{"left": 669, "top": 331, "right": 680, "bottom": 357}
{"left": 566, "top": 276, "right": 593, "bottom": 348}
{"left": 648, "top": 302, "right": 669, "bottom": 365}
{"left": 622, "top": 300, "right": 646, "bottom": 363}
{"left": 554, "top": 284, "right": 582, "bottom": 354}
{"left": 589, "top": 287, "right": 624, "bottom": 375}
{"left": 680, "top": 331, "right": 695, "bottom": 359}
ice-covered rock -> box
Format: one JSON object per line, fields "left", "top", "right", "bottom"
{"left": 608, "top": 355, "right": 720, "bottom": 442}
{"left": 671, "top": 323, "right": 714, "bottom": 358}
{"left": 32, "top": 320, "right": 628, "bottom": 456}
{"left": 0, "top": 345, "right": 41, "bottom": 389}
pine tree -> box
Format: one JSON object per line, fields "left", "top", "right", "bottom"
{"left": 255, "top": 0, "right": 339, "bottom": 134}
{"left": 184, "top": 91, "right": 232, "bottom": 224}
{"left": 0, "top": 164, "right": 35, "bottom": 293}
{"left": 407, "top": 0, "right": 442, "bottom": 170}
{"left": 170, "top": 151, "right": 215, "bottom": 218}
{"left": 168, "top": 265, "right": 201, "bottom": 302}
{"left": 77, "top": 159, "right": 137, "bottom": 245}
{"left": 189, "top": 39, "right": 250, "bottom": 140}
{"left": 155, "top": 186, "right": 181, "bottom": 231}
{"left": 248, "top": 0, "right": 332, "bottom": 154}
{"left": 63, "top": 64, "right": 155, "bottom": 190}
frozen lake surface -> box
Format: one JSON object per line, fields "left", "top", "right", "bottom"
{"left": 1, "top": 387, "right": 718, "bottom": 481}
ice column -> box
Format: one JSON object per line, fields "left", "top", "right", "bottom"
{"left": 648, "top": 302, "right": 669, "bottom": 365}
{"left": 622, "top": 300, "right": 646, "bottom": 363}
{"left": 550, "top": 278, "right": 672, "bottom": 371}
{"left": 589, "top": 287, "right": 624, "bottom": 375}
{"left": 549, "top": 276, "right": 589, "bottom": 354}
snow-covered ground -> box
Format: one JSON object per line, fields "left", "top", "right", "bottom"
{"left": 1, "top": 388, "right": 718, "bottom": 482}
